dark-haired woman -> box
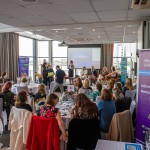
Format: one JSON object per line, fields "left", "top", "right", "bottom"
{"left": 15, "top": 90, "right": 32, "bottom": 112}
{"left": 97, "top": 89, "right": 116, "bottom": 133}
{"left": 0, "top": 81, "right": 14, "bottom": 124}
{"left": 35, "top": 93, "right": 67, "bottom": 141}
{"left": 68, "top": 60, "right": 74, "bottom": 84}
{"left": 41, "top": 62, "right": 48, "bottom": 85}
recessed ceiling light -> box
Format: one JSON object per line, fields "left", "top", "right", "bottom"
{"left": 92, "top": 29, "right": 95, "bottom": 32}
{"left": 55, "top": 31, "right": 58, "bottom": 33}
{"left": 20, "top": 0, "right": 37, "bottom": 3}
{"left": 36, "top": 30, "right": 42, "bottom": 31}
{"left": 74, "top": 27, "right": 83, "bottom": 30}
{"left": 98, "top": 36, "right": 101, "bottom": 38}
{"left": 52, "top": 28, "right": 68, "bottom": 31}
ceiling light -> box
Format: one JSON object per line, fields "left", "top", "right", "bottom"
{"left": 20, "top": 0, "right": 37, "bottom": 3}
{"left": 133, "top": 31, "right": 136, "bottom": 33}
{"left": 55, "top": 31, "right": 58, "bottom": 33}
{"left": 74, "top": 27, "right": 83, "bottom": 30}
{"left": 92, "top": 29, "right": 95, "bottom": 32}
{"left": 36, "top": 30, "right": 42, "bottom": 32}
{"left": 52, "top": 28, "right": 68, "bottom": 31}
{"left": 98, "top": 36, "right": 101, "bottom": 38}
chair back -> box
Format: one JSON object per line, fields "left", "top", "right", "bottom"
{"left": 108, "top": 110, "right": 133, "bottom": 142}
{"left": 125, "top": 90, "right": 136, "bottom": 101}
{"left": 0, "top": 98, "right": 3, "bottom": 120}
{"left": 67, "top": 118, "right": 100, "bottom": 150}
{"left": 16, "top": 86, "right": 28, "bottom": 94}
{"left": 26, "top": 116, "right": 60, "bottom": 150}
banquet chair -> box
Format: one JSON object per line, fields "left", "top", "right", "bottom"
{"left": 26, "top": 116, "right": 60, "bottom": 150}
{"left": 107, "top": 110, "right": 134, "bottom": 142}
{"left": 16, "top": 86, "right": 28, "bottom": 94}
{"left": 125, "top": 90, "right": 136, "bottom": 101}
{"left": 0, "top": 98, "right": 4, "bottom": 139}
{"left": 67, "top": 118, "right": 100, "bottom": 150}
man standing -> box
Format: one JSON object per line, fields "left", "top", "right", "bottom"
{"left": 53, "top": 65, "right": 65, "bottom": 94}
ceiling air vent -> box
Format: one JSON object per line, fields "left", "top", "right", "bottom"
{"left": 131, "top": 0, "right": 150, "bottom": 9}
{"left": 20, "top": 0, "right": 37, "bottom": 3}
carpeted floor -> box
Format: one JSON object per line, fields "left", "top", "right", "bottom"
{"left": 0, "top": 131, "right": 10, "bottom": 149}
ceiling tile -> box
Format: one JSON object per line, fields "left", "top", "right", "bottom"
{"left": 26, "top": 4, "right": 65, "bottom": 15}
{"left": 69, "top": 12, "right": 99, "bottom": 21}
{"left": 19, "top": 16, "right": 52, "bottom": 26}
{"left": 0, "top": 0, "right": 19, "bottom": 9}
{"left": 92, "top": 0, "right": 129, "bottom": 11}
{"left": 128, "top": 9, "right": 150, "bottom": 18}
{"left": 98, "top": 10, "right": 128, "bottom": 19}
{"left": 44, "top": 14, "right": 72, "bottom": 22}
{"left": 57, "top": 1, "right": 94, "bottom": 13}
{"left": 2, "top": 6, "right": 35, "bottom": 17}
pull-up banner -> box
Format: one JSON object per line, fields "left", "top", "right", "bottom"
{"left": 19, "top": 57, "right": 29, "bottom": 77}
{"left": 136, "top": 50, "right": 150, "bottom": 148}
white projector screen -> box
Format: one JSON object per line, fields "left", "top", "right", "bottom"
{"left": 68, "top": 47, "right": 100, "bottom": 68}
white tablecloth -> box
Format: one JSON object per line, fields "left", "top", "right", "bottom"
{"left": 95, "top": 140, "right": 143, "bottom": 150}
{"left": 11, "top": 84, "right": 49, "bottom": 95}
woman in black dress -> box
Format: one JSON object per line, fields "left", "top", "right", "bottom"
{"left": 68, "top": 60, "right": 74, "bottom": 84}
{"left": 41, "top": 62, "right": 48, "bottom": 85}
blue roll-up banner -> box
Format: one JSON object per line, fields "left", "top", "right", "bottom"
{"left": 19, "top": 57, "right": 29, "bottom": 77}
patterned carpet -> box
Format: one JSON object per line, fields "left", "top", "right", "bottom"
{"left": 0, "top": 131, "right": 10, "bottom": 149}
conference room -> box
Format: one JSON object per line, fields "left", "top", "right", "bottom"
{"left": 0, "top": 0, "right": 150, "bottom": 150}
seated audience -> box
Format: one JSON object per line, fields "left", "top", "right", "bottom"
{"left": 107, "top": 80, "right": 115, "bottom": 93}
{"left": 106, "top": 66, "right": 118, "bottom": 80}
{"left": 97, "top": 89, "right": 116, "bottom": 133}
{"left": 74, "top": 77, "right": 83, "bottom": 94}
{"left": 68, "top": 93, "right": 100, "bottom": 150}
{"left": 78, "top": 78, "right": 92, "bottom": 95}
{"left": 71, "top": 93, "right": 99, "bottom": 119}
{"left": 0, "top": 81, "right": 14, "bottom": 126}
{"left": 98, "top": 67, "right": 109, "bottom": 81}
{"left": 90, "top": 66, "right": 97, "bottom": 84}
{"left": 123, "top": 78, "right": 134, "bottom": 95}
{"left": 35, "top": 72, "right": 43, "bottom": 84}
{"left": 0, "top": 72, "right": 9, "bottom": 83}
{"left": 88, "top": 83, "right": 102, "bottom": 101}
{"left": 20, "top": 77, "right": 28, "bottom": 87}
{"left": 113, "top": 82, "right": 131, "bottom": 113}
{"left": 9, "top": 90, "right": 32, "bottom": 150}
{"left": 15, "top": 90, "right": 32, "bottom": 112}
{"left": 80, "top": 66, "right": 88, "bottom": 80}
{"left": 35, "top": 93, "right": 68, "bottom": 141}
{"left": 34, "top": 84, "right": 46, "bottom": 108}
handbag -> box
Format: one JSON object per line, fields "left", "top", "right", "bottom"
{"left": 48, "top": 72, "right": 54, "bottom": 77}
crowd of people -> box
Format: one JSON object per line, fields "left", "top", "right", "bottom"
{"left": 0, "top": 63, "right": 137, "bottom": 150}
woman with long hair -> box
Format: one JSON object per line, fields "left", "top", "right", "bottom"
{"left": 35, "top": 93, "right": 68, "bottom": 141}
{"left": 71, "top": 93, "right": 99, "bottom": 119}
{"left": 123, "top": 78, "right": 134, "bottom": 95}
{"left": 68, "top": 60, "right": 75, "bottom": 84}
{"left": 74, "top": 77, "right": 83, "bottom": 94}
{"left": 41, "top": 62, "right": 48, "bottom": 85}
{"left": 0, "top": 81, "right": 14, "bottom": 126}
{"left": 34, "top": 84, "right": 47, "bottom": 107}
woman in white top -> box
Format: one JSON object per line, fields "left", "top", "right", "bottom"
{"left": 81, "top": 66, "right": 88, "bottom": 80}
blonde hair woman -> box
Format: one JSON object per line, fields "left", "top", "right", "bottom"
{"left": 34, "top": 84, "right": 47, "bottom": 105}
{"left": 79, "top": 79, "right": 92, "bottom": 95}
{"left": 123, "top": 78, "right": 134, "bottom": 95}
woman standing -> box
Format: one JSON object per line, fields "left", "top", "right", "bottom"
{"left": 41, "top": 62, "right": 48, "bottom": 85}
{"left": 47, "top": 64, "right": 54, "bottom": 89}
{"left": 68, "top": 60, "right": 74, "bottom": 84}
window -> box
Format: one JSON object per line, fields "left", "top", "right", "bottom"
{"left": 37, "top": 41, "right": 49, "bottom": 73}
{"left": 113, "top": 43, "right": 136, "bottom": 77}
{"left": 52, "top": 41, "right": 68, "bottom": 74}
{"left": 19, "top": 36, "right": 34, "bottom": 78}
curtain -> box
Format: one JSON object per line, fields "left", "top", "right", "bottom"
{"left": 0, "top": 33, "right": 19, "bottom": 82}
{"left": 100, "top": 44, "right": 113, "bottom": 71}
